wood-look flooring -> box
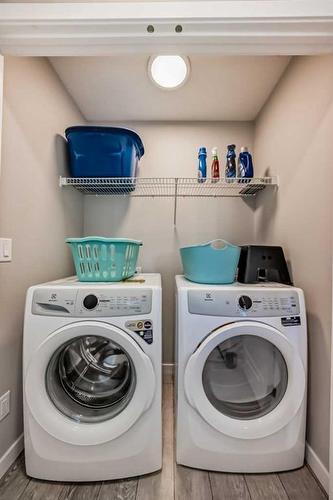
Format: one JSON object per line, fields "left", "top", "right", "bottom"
{"left": 0, "top": 376, "right": 327, "bottom": 500}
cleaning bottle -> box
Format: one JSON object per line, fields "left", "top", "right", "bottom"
{"left": 238, "top": 146, "right": 254, "bottom": 182}
{"left": 197, "top": 147, "right": 207, "bottom": 183}
{"left": 225, "top": 144, "right": 237, "bottom": 179}
{"left": 211, "top": 147, "right": 220, "bottom": 182}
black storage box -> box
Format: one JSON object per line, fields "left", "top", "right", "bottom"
{"left": 238, "top": 245, "right": 292, "bottom": 285}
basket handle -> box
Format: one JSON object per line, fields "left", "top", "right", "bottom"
{"left": 209, "top": 239, "right": 229, "bottom": 250}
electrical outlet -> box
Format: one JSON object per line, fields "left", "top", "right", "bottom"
{"left": 0, "top": 391, "right": 10, "bottom": 421}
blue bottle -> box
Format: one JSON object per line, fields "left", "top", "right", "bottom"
{"left": 225, "top": 144, "right": 236, "bottom": 179}
{"left": 198, "top": 147, "right": 207, "bottom": 183}
{"left": 238, "top": 146, "right": 254, "bottom": 182}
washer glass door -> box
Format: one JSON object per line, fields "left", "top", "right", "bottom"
{"left": 25, "top": 321, "right": 155, "bottom": 445}
{"left": 46, "top": 335, "right": 136, "bottom": 423}
{"left": 202, "top": 335, "right": 288, "bottom": 420}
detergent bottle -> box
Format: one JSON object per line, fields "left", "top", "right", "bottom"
{"left": 238, "top": 146, "right": 254, "bottom": 181}
{"left": 197, "top": 147, "right": 207, "bottom": 183}
{"left": 225, "top": 144, "right": 237, "bottom": 179}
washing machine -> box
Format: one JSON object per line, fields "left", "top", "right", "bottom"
{"left": 23, "top": 274, "right": 162, "bottom": 481}
{"left": 175, "top": 275, "right": 307, "bottom": 473}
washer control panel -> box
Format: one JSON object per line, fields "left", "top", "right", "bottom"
{"left": 32, "top": 288, "right": 152, "bottom": 317}
{"left": 188, "top": 290, "right": 300, "bottom": 317}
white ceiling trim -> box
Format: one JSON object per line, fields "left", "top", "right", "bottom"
{"left": 1, "top": 1, "right": 333, "bottom": 56}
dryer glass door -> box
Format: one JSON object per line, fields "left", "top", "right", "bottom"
{"left": 202, "top": 335, "right": 288, "bottom": 420}
{"left": 46, "top": 335, "right": 136, "bottom": 423}
{"left": 184, "top": 321, "right": 305, "bottom": 439}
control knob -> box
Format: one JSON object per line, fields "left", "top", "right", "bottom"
{"left": 83, "top": 294, "right": 99, "bottom": 310}
{"left": 238, "top": 295, "right": 252, "bottom": 310}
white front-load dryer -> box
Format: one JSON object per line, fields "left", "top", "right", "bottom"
{"left": 23, "top": 274, "right": 162, "bottom": 481}
{"left": 175, "top": 276, "right": 307, "bottom": 473}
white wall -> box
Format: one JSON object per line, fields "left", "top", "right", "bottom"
{"left": 0, "top": 56, "right": 84, "bottom": 463}
{"left": 0, "top": 56, "right": 3, "bottom": 174}
{"left": 254, "top": 55, "right": 333, "bottom": 472}
{"left": 84, "top": 121, "right": 255, "bottom": 362}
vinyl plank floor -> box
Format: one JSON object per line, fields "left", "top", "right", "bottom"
{"left": 279, "top": 466, "right": 327, "bottom": 500}
{"left": 98, "top": 478, "right": 138, "bottom": 500}
{"left": 59, "top": 482, "right": 101, "bottom": 500}
{"left": 163, "top": 369, "right": 174, "bottom": 386}
{"left": 245, "top": 473, "right": 289, "bottom": 500}
{"left": 18, "top": 479, "right": 68, "bottom": 500}
{"left": 0, "top": 455, "right": 30, "bottom": 500}
{"left": 0, "top": 380, "right": 328, "bottom": 500}
{"left": 175, "top": 465, "right": 212, "bottom": 500}
{"left": 209, "top": 472, "right": 251, "bottom": 500}
{"left": 136, "top": 383, "right": 174, "bottom": 500}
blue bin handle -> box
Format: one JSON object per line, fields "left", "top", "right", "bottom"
{"left": 209, "top": 239, "right": 228, "bottom": 250}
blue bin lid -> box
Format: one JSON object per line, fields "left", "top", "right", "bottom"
{"left": 65, "top": 126, "right": 144, "bottom": 158}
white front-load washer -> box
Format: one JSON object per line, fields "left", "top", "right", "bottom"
{"left": 23, "top": 274, "right": 162, "bottom": 481}
{"left": 175, "top": 275, "right": 307, "bottom": 473}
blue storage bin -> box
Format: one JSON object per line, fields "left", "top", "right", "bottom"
{"left": 65, "top": 126, "right": 144, "bottom": 180}
{"left": 180, "top": 239, "right": 240, "bottom": 284}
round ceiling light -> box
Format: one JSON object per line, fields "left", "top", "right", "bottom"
{"left": 148, "top": 55, "right": 190, "bottom": 90}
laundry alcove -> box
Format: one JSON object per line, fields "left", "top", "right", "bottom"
{"left": 0, "top": 2, "right": 332, "bottom": 494}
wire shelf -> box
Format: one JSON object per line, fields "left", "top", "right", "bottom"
{"left": 59, "top": 176, "right": 278, "bottom": 197}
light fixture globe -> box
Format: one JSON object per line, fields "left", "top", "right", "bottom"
{"left": 148, "top": 55, "right": 190, "bottom": 90}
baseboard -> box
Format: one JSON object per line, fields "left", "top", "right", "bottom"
{"left": 305, "top": 442, "right": 329, "bottom": 494}
{"left": 0, "top": 433, "right": 24, "bottom": 480}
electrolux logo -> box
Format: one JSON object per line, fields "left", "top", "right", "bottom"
{"left": 204, "top": 293, "right": 214, "bottom": 302}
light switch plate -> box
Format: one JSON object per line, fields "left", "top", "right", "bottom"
{"left": 0, "top": 238, "right": 12, "bottom": 262}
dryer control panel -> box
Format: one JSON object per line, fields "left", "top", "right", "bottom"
{"left": 32, "top": 288, "right": 152, "bottom": 317}
{"left": 188, "top": 290, "right": 300, "bottom": 317}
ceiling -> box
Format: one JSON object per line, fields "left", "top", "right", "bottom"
{"left": 49, "top": 55, "right": 290, "bottom": 122}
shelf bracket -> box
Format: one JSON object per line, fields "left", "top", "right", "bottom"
{"left": 174, "top": 178, "right": 179, "bottom": 226}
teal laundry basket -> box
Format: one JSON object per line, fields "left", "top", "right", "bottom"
{"left": 180, "top": 239, "right": 240, "bottom": 284}
{"left": 67, "top": 237, "right": 142, "bottom": 282}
